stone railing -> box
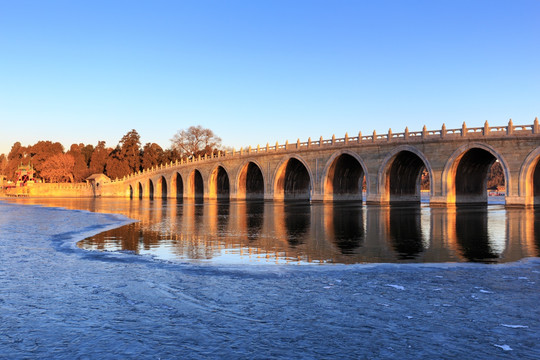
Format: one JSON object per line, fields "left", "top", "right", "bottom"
{"left": 111, "top": 118, "right": 539, "bottom": 183}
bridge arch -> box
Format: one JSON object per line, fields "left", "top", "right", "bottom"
{"left": 322, "top": 150, "right": 367, "bottom": 201}
{"left": 273, "top": 155, "right": 313, "bottom": 201}
{"left": 137, "top": 182, "right": 143, "bottom": 199}
{"left": 442, "top": 143, "right": 510, "bottom": 204}
{"left": 378, "top": 145, "right": 433, "bottom": 203}
{"left": 187, "top": 169, "right": 204, "bottom": 200}
{"left": 170, "top": 172, "right": 184, "bottom": 199}
{"left": 237, "top": 160, "right": 265, "bottom": 200}
{"left": 209, "top": 165, "right": 231, "bottom": 200}
{"left": 518, "top": 146, "right": 540, "bottom": 206}
{"left": 148, "top": 179, "right": 155, "bottom": 200}
{"left": 157, "top": 175, "right": 168, "bottom": 198}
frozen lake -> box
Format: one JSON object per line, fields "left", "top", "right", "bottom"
{"left": 1, "top": 199, "right": 539, "bottom": 358}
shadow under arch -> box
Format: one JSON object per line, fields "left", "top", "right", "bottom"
{"left": 137, "top": 182, "right": 143, "bottom": 199}
{"left": 273, "top": 155, "right": 314, "bottom": 201}
{"left": 441, "top": 143, "right": 510, "bottom": 204}
{"left": 378, "top": 145, "right": 433, "bottom": 204}
{"left": 322, "top": 150, "right": 368, "bottom": 202}
{"left": 158, "top": 175, "right": 168, "bottom": 199}
{"left": 209, "top": 164, "right": 230, "bottom": 200}
{"left": 187, "top": 169, "right": 204, "bottom": 200}
{"left": 237, "top": 160, "right": 265, "bottom": 200}
{"left": 518, "top": 146, "right": 540, "bottom": 206}
{"left": 170, "top": 172, "right": 184, "bottom": 200}
{"left": 148, "top": 179, "right": 155, "bottom": 200}
{"left": 128, "top": 185, "right": 133, "bottom": 199}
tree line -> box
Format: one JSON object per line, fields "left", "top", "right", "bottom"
{"left": 0, "top": 126, "right": 221, "bottom": 183}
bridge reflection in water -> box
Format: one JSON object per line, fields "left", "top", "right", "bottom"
{"left": 46, "top": 198, "right": 536, "bottom": 264}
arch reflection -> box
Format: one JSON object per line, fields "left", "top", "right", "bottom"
{"left": 325, "top": 203, "right": 364, "bottom": 254}
{"left": 455, "top": 206, "right": 502, "bottom": 262}
{"left": 389, "top": 205, "right": 426, "bottom": 259}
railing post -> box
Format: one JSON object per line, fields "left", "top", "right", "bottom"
{"left": 507, "top": 119, "right": 514, "bottom": 135}
{"left": 387, "top": 128, "right": 392, "bottom": 141}
{"left": 331, "top": 134, "right": 335, "bottom": 145}
{"left": 275, "top": 141, "right": 279, "bottom": 151}
{"left": 483, "top": 120, "right": 489, "bottom": 136}
{"left": 422, "top": 125, "right": 427, "bottom": 139}
{"left": 256, "top": 144, "right": 260, "bottom": 152}
{"left": 248, "top": 145, "right": 251, "bottom": 154}
{"left": 240, "top": 147, "right": 244, "bottom": 155}
{"left": 404, "top": 127, "right": 409, "bottom": 140}
{"left": 441, "top": 123, "right": 446, "bottom": 138}
{"left": 266, "top": 143, "right": 269, "bottom": 152}
{"left": 307, "top": 137, "right": 311, "bottom": 148}
{"left": 358, "top": 131, "right": 362, "bottom": 143}
{"left": 344, "top": 132, "right": 348, "bottom": 144}
{"left": 296, "top": 138, "right": 300, "bottom": 149}
{"left": 461, "top": 122, "right": 467, "bottom": 137}
{"left": 285, "top": 140, "right": 288, "bottom": 150}
{"left": 534, "top": 117, "right": 539, "bottom": 134}
{"left": 372, "top": 130, "right": 376, "bottom": 142}
{"left": 319, "top": 136, "right": 323, "bottom": 147}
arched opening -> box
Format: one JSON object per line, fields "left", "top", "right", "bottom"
{"left": 129, "top": 185, "right": 133, "bottom": 199}
{"left": 454, "top": 148, "right": 503, "bottom": 204}
{"left": 160, "top": 176, "right": 167, "bottom": 198}
{"left": 325, "top": 153, "right": 364, "bottom": 201}
{"left": 386, "top": 151, "right": 429, "bottom": 203}
{"left": 534, "top": 159, "right": 540, "bottom": 206}
{"left": 138, "top": 182, "right": 143, "bottom": 199}
{"left": 174, "top": 173, "right": 183, "bottom": 200}
{"left": 275, "top": 158, "right": 311, "bottom": 201}
{"left": 210, "top": 166, "right": 230, "bottom": 200}
{"left": 238, "top": 162, "right": 264, "bottom": 200}
{"left": 188, "top": 170, "right": 204, "bottom": 200}
{"left": 148, "top": 179, "right": 154, "bottom": 200}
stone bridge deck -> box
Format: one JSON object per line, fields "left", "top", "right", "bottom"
{"left": 99, "top": 120, "right": 540, "bottom": 206}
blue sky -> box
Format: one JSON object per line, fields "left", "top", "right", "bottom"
{"left": 1, "top": 0, "right": 538, "bottom": 155}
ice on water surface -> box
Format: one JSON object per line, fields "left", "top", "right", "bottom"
{"left": 0, "top": 200, "right": 539, "bottom": 359}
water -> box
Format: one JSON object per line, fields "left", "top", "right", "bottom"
{"left": 1, "top": 199, "right": 539, "bottom": 358}
{"left": 8, "top": 197, "right": 539, "bottom": 265}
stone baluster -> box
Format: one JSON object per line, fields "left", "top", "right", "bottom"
{"left": 461, "top": 122, "right": 467, "bottom": 137}
{"left": 483, "top": 120, "right": 489, "bottom": 136}
{"left": 344, "top": 132, "right": 348, "bottom": 144}
{"left": 358, "top": 131, "right": 362, "bottom": 143}
{"left": 248, "top": 145, "right": 251, "bottom": 154}
{"left": 534, "top": 117, "right": 539, "bottom": 134}
{"left": 331, "top": 134, "right": 335, "bottom": 145}
{"left": 275, "top": 141, "right": 279, "bottom": 151}
{"left": 296, "top": 138, "right": 300, "bottom": 148}
{"left": 285, "top": 140, "right": 289, "bottom": 150}
{"left": 387, "top": 128, "right": 392, "bottom": 141}
{"left": 257, "top": 144, "right": 260, "bottom": 152}
{"left": 372, "top": 130, "right": 376, "bottom": 142}
{"left": 266, "top": 143, "right": 269, "bottom": 152}
{"left": 240, "top": 147, "right": 244, "bottom": 155}
{"left": 319, "top": 136, "right": 323, "bottom": 146}
{"left": 422, "top": 125, "right": 427, "bottom": 139}
{"left": 404, "top": 127, "right": 409, "bottom": 140}
{"left": 441, "top": 123, "right": 447, "bottom": 138}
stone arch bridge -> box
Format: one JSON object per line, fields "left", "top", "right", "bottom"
{"left": 99, "top": 120, "right": 540, "bottom": 206}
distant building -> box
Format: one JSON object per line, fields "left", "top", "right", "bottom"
{"left": 16, "top": 163, "right": 35, "bottom": 187}
{"left": 85, "top": 174, "right": 111, "bottom": 197}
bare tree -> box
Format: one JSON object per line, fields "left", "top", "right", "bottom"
{"left": 170, "top": 125, "right": 222, "bottom": 158}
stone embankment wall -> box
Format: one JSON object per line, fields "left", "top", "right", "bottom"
{"left": 3, "top": 183, "right": 93, "bottom": 197}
